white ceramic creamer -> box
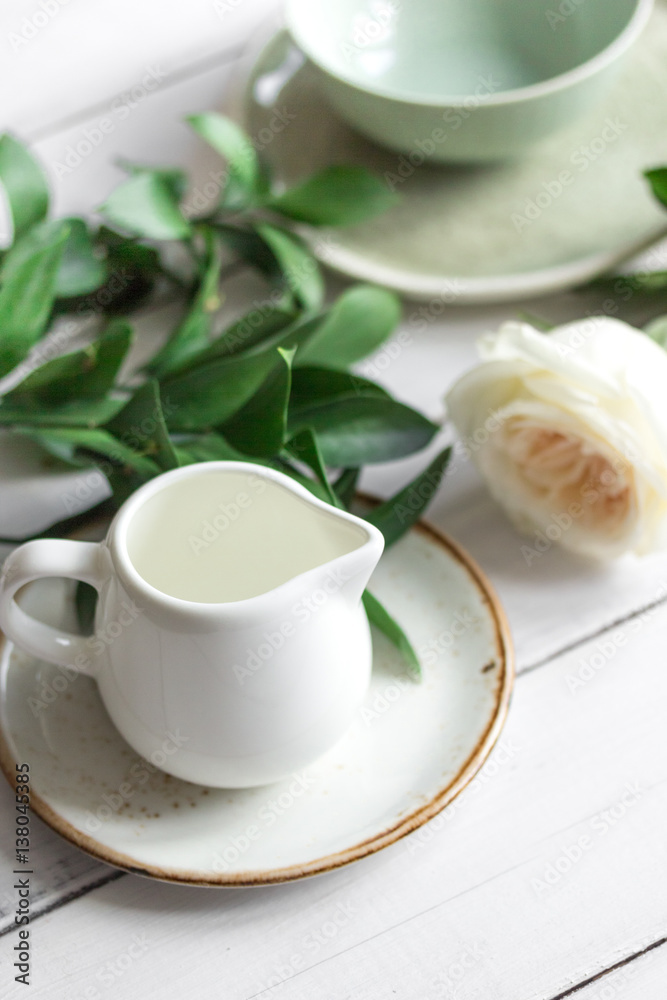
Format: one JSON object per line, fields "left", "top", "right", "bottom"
{"left": 0, "top": 462, "right": 384, "bottom": 787}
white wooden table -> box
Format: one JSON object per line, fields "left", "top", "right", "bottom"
{"left": 2, "top": 3, "right": 667, "bottom": 996}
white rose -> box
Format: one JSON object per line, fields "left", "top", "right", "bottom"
{"left": 445, "top": 317, "right": 667, "bottom": 559}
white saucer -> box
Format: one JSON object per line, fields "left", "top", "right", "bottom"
{"left": 236, "top": 10, "right": 667, "bottom": 304}
{"left": 0, "top": 517, "right": 512, "bottom": 886}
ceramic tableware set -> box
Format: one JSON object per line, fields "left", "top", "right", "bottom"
{"left": 244, "top": 0, "right": 664, "bottom": 301}
{"left": 0, "top": 0, "right": 656, "bottom": 883}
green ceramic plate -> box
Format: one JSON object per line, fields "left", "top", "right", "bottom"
{"left": 238, "top": 9, "right": 667, "bottom": 303}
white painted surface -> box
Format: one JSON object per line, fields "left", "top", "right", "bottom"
{"left": 0, "top": 2, "right": 667, "bottom": 997}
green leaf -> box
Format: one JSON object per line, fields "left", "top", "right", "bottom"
{"left": 214, "top": 223, "right": 282, "bottom": 280}
{"left": 0, "top": 134, "right": 49, "bottom": 240}
{"left": 188, "top": 113, "right": 266, "bottom": 208}
{"left": 106, "top": 379, "right": 179, "bottom": 472}
{"left": 76, "top": 581, "right": 98, "bottom": 634}
{"left": 364, "top": 447, "right": 451, "bottom": 547}
{"left": 5, "top": 319, "right": 132, "bottom": 404}
{"left": 162, "top": 346, "right": 283, "bottom": 430}
{"left": 0, "top": 219, "right": 69, "bottom": 378}
{"left": 0, "top": 396, "right": 124, "bottom": 428}
{"left": 362, "top": 590, "right": 421, "bottom": 680}
{"left": 118, "top": 162, "right": 188, "bottom": 201}
{"left": 173, "top": 431, "right": 253, "bottom": 466}
{"left": 289, "top": 395, "right": 439, "bottom": 466}
{"left": 255, "top": 223, "right": 324, "bottom": 311}
{"left": 290, "top": 367, "right": 389, "bottom": 409}
{"left": 76, "top": 226, "right": 162, "bottom": 315}
{"left": 296, "top": 285, "right": 401, "bottom": 369}
{"left": 148, "top": 230, "right": 222, "bottom": 376}
{"left": 162, "top": 319, "right": 321, "bottom": 430}
{"left": 220, "top": 346, "right": 294, "bottom": 456}
{"left": 3, "top": 349, "right": 88, "bottom": 395}
{"left": 99, "top": 172, "right": 190, "bottom": 240}
{"left": 55, "top": 218, "right": 108, "bottom": 297}
{"left": 285, "top": 427, "right": 338, "bottom": 506}
{"left": 193, "top": 306, "right": 298, "bottom": 364}
{"left": 515, "top": 309, "right": 554, "bottom": 332}
{"left": 588, "top": 270, "right": 667, "bottom": 298}
{"left": 68, "top": 320, "right": 132, "bottom": 399}
{"left": 645, "top": 167, "right": 667, "bottom": 209}
{"left": 97, "top": 225, "right": 162, "bottom": 273}
{"left": 333, "top": 467, "right": 360, "bottom": 508}
{"left": 644, "top": 314, "right": 667, "bottom": 348}
{"left": 104, "top": 467, "right": 150, "bottom": 507}
{"left": 13, "top": 426, "right": 160, "bottom": 475}
{"left": 268, "top": 166, "right": 398, "bottom": 227}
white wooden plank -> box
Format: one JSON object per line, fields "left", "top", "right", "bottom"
{"left": 2, "top": 594, "right": 667, "bottom": 999}
{"left": 573, "top": 942, "right": 667, "bottom": 1000}
{"left": 0, "top": 0, "right": 281, "bottom": 137}
{"left": 0, "top": 778, "right": 110, "bottom": 932}
{"left": 30, "top": 57, "right": 238, "bottom": 223}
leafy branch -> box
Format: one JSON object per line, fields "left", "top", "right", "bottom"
{"left": 588, "top": 168, "right": 667, "bottom": 305}
{"left": 0, "top": 115, "right": 449, "bottom": 678}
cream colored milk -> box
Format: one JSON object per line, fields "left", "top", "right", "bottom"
{"left": 125, "top": 470, "right": 365, "bottom": 603}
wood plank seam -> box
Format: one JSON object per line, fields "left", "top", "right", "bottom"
{"left": 519, "top": 589, "right": 667, "bottom": 676}
{"left": 544, "top": 934, "right": 667, "bottom": 1000}
{"left": 0, "top": 869, "right": 125, "bottom": 939}
{"left": 24, "top": 43, "right": 246, "bottom": 144}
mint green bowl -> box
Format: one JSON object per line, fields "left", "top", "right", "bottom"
{"left": 286, "top": 0, "right": 653, "bottom": 162}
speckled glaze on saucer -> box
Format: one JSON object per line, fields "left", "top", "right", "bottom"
{"left": 239, "top": 6, "right": 667, "bottom": 303}
{"left": 0, "top": 515, "right": 513, "bottom": 886}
